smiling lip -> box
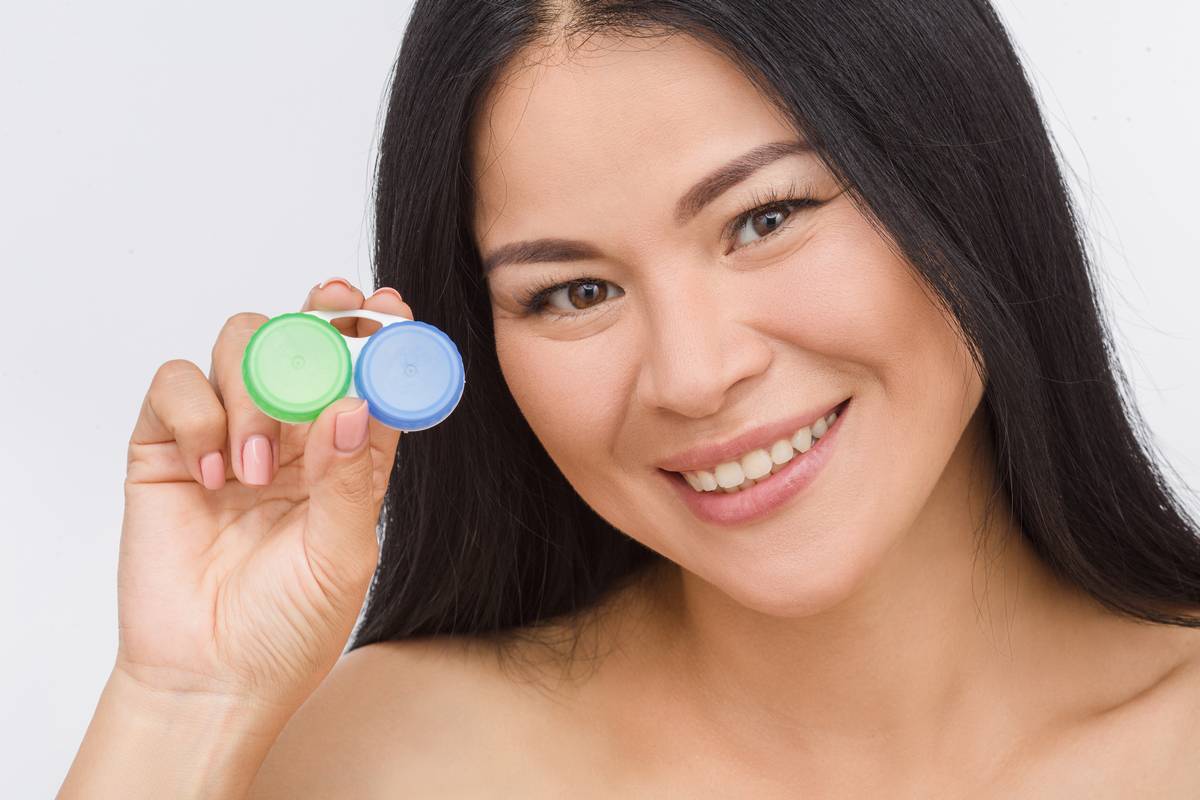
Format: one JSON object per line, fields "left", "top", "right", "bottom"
{"left": 659, "top": 397, "right": 849, "bottom": 526}
{"left": 654, "top": 397, "right": 850, "bottom": 474}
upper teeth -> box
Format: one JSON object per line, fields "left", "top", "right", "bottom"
{"left": 680, "top": 409, "right": 838, "bottom": 493}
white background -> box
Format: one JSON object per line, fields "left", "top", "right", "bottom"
{"left": 2, "top": 2, "right": 1197, "bottom": 795}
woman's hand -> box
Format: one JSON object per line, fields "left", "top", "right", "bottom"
{"left": 116, "top": 279, "right": 413, "bottom": 714}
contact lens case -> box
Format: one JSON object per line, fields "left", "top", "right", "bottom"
{"left": 241, "top": 308, "right": 465, "bottom": 431}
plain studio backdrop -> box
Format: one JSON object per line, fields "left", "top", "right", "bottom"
{"left": 2, "top": 2, "right": 1197, "bottom": 795}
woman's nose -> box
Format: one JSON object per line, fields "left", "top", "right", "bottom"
{"left": 634, "top": 288, "right": 772, "bottom": 418}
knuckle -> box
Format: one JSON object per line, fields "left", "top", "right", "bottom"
{"left": 224, "top": 389, "right": 273, "bottom": 423}
{"left": 176, "top": 403, "right": 227, "bottom": 441}
{"left": 225, "top": 381, "right": 265, "bottom": 410}
{"left": 147, "top": 359, "right": 226, "bottom": 441}
{"left": 221, "top": 311, "right": 268, "bottom": 336}
{"left": 153, "top": 358, "right": 200, "bottom": 386}
{"left": 212, "top": 312, "right": 269, "bottom": 392}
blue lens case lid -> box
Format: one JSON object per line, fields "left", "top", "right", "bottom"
{"left": 353, "top": 319, "right": 465, "bottom": 432}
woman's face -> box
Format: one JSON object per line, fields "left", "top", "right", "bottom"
{"left": 471, "top": 33, "right": 984, "bottom": 616}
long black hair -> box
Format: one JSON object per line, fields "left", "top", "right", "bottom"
{"left": 348, "top": 0, "right": 1200, "bottom": 656}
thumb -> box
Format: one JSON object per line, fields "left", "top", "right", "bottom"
{"left": 302, "top": 397, "right": 382, "bottom": 597}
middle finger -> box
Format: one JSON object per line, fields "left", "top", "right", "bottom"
{"left": 209, "top": 311, "right": 282, "bottom": 486}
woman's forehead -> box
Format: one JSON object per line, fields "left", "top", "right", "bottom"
{"left": 470, "top": 33, "right": 799, "bottom": 244}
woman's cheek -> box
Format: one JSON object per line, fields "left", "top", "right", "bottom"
{"left": 733, "top": 233, "right": 898, "bottom": 373}
{"left": 495, "top": 324, "right": 626, "bottom": 479}
{"left": 495, "top": 326, "right": 563, "bottom": 430}
{"left": 766, "top": 212, "right": 955, "bottom": 374}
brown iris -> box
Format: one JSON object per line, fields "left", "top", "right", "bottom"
{"left": 565, "top": 280, "right": 608, "bottom": 310}
{"left": 749, "top": 207, "right": 788, "bottom": 238}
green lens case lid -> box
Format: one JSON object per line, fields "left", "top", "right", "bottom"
{"left": 242, "top": 312, "right": 352, "bottom": 423}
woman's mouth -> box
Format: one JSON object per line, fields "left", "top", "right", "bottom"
{"left": 659, "top": 397, "right": 850, "bottom": 526}
{"left": 677, "top": 398, "right": 846, "bottom": 494}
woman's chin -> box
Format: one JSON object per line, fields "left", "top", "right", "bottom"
{"left": 679, "top": 553, "right": 873, "bottom": 620}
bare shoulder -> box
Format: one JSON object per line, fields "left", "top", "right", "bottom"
{"left": 246, "top": 567, "right": 669, "bottom": 797}
{"left": 1083, "top": 622, "right": 1200, "bottom": 794}
{"left": 1114, "top": 629, "right": 1200, "bottom": 794}
{"left": 245, "top": 635, "right": 541, "bottom": 798}
{"left": 1004, "top": 621, "right": 1200, "bottom": 798}
{"left": 246, "top": 627, "right": 606, "bottom": 799}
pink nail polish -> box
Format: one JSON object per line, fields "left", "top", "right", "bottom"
{"left": 242, "top": 435, "right": 273, "bottom": 485}
{"left": 317, "top": 277, "right": 354, "bottom": 291}
{"left": 369, "top": 286, "right": 404, "bottom": 302}
{"left": 199, "top": 451, "right": 225, "bottom": 490}
{"left": 335, "top": 401, "right": 370, "bottom": 452}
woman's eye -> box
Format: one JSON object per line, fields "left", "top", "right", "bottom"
{"left": 522, "top": 278, "right": 625, "bottom": 317}
{"left": 730, "top": 199, "right": 814, "bottom": 251}
{"left": 549, "top": 280, "right": 611, "bottom": 311}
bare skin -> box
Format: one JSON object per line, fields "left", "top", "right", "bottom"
{"left": 63, "top": 23, "right": 1200, "bottom": 800}
{"left": 252, "top": 29, "right": 1200, "bottom": 799}
{"left": 248, "top": 410, "right": 1200, "bottom": 798}
{"left": 59, "top": 281, "right": 416, "bottom": 798}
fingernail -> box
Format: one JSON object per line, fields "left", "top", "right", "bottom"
{"left": 199, "top": 451, "right": 225, "bottom": 491}
{"left": 369, "top": 286, "right": 404, "bottom": 302}
{"left": 316, "top": 276, "right": 354, "bottom": 291}
{"left": 242, "top": 435, "right": 273, "bottom": 485}
{"left": 335, "top": 401, "right": 370, "bottom": 453}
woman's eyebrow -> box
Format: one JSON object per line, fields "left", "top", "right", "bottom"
{"left": 673, "top": 138, "right": 810, "bottom": 225}
{"left": 480, "top": 138, "right": 810, "bottom": 274}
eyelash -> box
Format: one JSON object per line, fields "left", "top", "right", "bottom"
{"left": 517, "top": 179, "right": 820, "bottom": 319}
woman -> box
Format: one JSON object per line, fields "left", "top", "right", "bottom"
{"left": 62, "top": 1, "right": 1200, "bottom": 796}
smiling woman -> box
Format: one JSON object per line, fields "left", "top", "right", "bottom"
{"left": 281, "top": 0, "right": 1200, "bottom": 794}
